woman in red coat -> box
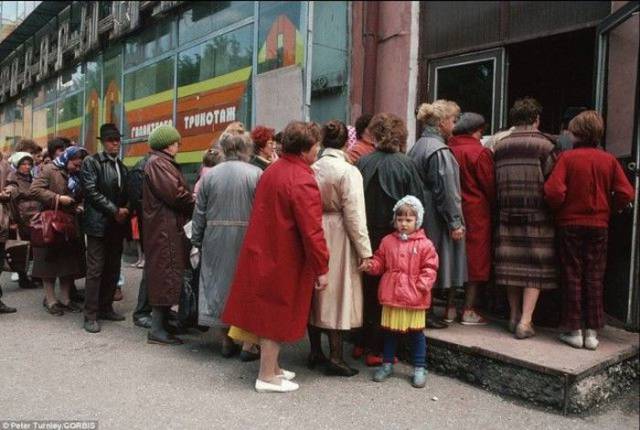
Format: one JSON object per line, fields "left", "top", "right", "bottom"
{"left": 223, "top": 121, "right": 330, "bottom": 393}
{"left": 448, "top": 113, "right": 495, "bottom": 325}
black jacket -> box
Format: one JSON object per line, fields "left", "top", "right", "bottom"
{"left": 80, "top": 152, "right": 129, "bottom": 237}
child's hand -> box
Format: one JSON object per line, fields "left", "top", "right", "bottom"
{"left": 450, "top": 227, "right": 465, "bottom": 241}
{"left": 315, "top": 273, "right": 329, "bottom": 291}
{"left": 358, "top": 258, "right": 372, "bottom": 272}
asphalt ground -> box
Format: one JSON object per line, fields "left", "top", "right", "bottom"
{"left": 1, "top": 266, "right": 638, "bottom": 430}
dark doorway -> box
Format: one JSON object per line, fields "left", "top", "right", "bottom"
{"left": 507, "top": 28, "right": 596, "bottom": 134}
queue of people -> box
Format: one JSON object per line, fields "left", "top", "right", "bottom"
{"left": 0, "top": 98, "right": 634, "bottom": 395}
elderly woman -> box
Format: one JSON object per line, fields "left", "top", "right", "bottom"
{"left": 29, "top": 146, "right": 88, "bottom": 316}
{"left": 4, "top": 152, "right": 40, "bottom": 289}
{"left": 448, "top": 113, "right": 496, "bottom": 325}
{"left": 307, "top": 120, "right": 372, "bottom": 376}
{"left": 222, "top": 121, "right": 330, "bottom": 393}
{"left": 494, "top": 98, "right": 557, "bottom": 339}
{"left": 409, "top": 100, "right": 467, "bottom": 328}
{"left": 355, "top": 113, "right": 424, "bottom": 366}
{"left": 143, "top": 125, "right": 195, "bottom": 345}
{"left": 250, "top": 125, "right": 277, "bottom": 170}
{"left": 191, "top": 132, "right": 262, "bottom": 357}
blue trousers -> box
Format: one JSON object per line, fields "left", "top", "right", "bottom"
{"left": 383, "top": 330, "right": 426, "bottom": 368}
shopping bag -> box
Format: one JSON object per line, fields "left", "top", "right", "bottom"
{"left": 3, "top": 230, "right": 30, "bottom": 273}
{"left": 178, "top": 264, "right": 200, "bottom": 328}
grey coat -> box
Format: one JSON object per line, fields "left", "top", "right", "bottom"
{"left": 408, "top": 128, "right": 468, "bottom": 289}
{"left": 191, "top": 159, "right": 262, "bottom": 327}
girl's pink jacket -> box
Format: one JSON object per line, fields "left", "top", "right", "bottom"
{"left": 368, "top": 229, "right": 439, "bottom": 310}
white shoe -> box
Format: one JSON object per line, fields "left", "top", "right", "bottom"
{"left": 584, "top": 329, "right": 599, "bottom": 350}
{"left": 559, "top": 330, "right": 583, "bottom": 348}
{"left": 11, "top": 273, "right": 19, "bottom": 282}
{"left": 277, "top": 369, "right": 296, "bottom": 380}
{"left": 255, "top": 378, "right": 299, "bottom": 393}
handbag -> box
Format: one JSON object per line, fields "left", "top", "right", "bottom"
{"left": 3, "top": 229, "right": 30, "bottom": 273}
{"left": 30, "top": 195, "right": 77, "bottom": 247}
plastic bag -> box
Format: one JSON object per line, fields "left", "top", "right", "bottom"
{"left": 178, "top": 264, "right": 200, "bottom": 328}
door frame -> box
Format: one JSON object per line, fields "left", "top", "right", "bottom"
{"left": 427, "top": 48, "right": 506, "bottom": 134}
{"left": 594, "top": 0, "right": 640, "bottom": 328}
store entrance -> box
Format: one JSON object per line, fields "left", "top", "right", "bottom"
{"left": 506, "top": 28, "right": 596, "bottom": 134}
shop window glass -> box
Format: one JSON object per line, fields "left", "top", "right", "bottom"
{"left": 56, "top": 92, "right": 83, "bottom": 145}
{"left": 33, "top": 79, "right": 57, "bottom": 107}
{"left": 32, "top": 105, "right": 56, "bottom": 148}
{"left": 123, "top": 57, "right": 175, "bottom": 160}
{"left": 435, "top": 60, "right": 495, "bottom": 133}
{"left": 59, "top": 63, "right": 84, "bottom": 96}
{"left": 103, "top": 50, "right": 122, "bottom": 129}
{"left": 310, "top": 1, "right": 348, "bottom": 123}
{"left": 124, "top": 19, "right": 176, "bottom": 69}
{"left": 179, "top": 2, "right": 254, "bottom": 45}
{"left": 257, "top": 1, "right": 303, "bottom": 74}
{"left": 176, "top": 24, "right": 253, "bottom": 164}
{"left": 85, "top": 57, "right": 102, "bottom": 153}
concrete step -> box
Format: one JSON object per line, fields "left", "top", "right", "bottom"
{"left": 425, "top": 320, "right": 639, "bottom": 414}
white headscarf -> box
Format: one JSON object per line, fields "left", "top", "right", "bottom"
{"left": 392, "top": 195, "right": 424, "bottom": 228}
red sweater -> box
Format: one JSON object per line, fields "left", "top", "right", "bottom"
{"left": 544, "top": 147, "right": 634, "bottom": 227}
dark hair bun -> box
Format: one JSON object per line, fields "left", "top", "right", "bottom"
{"left": 322, "top": 120, "right": 347, "bottom": 149}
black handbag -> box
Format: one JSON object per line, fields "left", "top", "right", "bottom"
{"left": 4, "top": 229, "right": 30, "bottom": 273}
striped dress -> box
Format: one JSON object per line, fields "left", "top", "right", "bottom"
{"left": 493, "top": 128, "right": 558, "bottom": 290}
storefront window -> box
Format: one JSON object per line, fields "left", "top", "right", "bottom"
{"left": 124, "top": 19, "right": 176, "bottom": 68}
{"left": 84, "top": 57, "right": 102, "bottom": 153}
{"left": 56, "top": 93, "right": 83, "bottom": 145}
{"left": 32, "top": 105, "right": 56, "bottom": 148}
{"left": 123, "top": 57, "right": 175, "bottom": 160}
{"left": 176, "top": 24, "right": 253, "bottom": 163}
{"left": 103, "top": 49, "right": 123, "bottom": 129}
{"left": 178, "top": 2, "right": 254, "bottom": 46}
{"left": 310, "top": 1, "right": 348, "bottom": 123}
{"left": 257, "top": 1, "right": 304, "bottom": 74}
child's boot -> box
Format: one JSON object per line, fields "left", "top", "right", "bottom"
{"left": 584, "top": 329, "right": 599, "bottom": 350}
{"left": 411, "top": 367, "right": 427, "bottom": 388}
{"left": 373, "top": 363, "right": 393, "bottom": 382}
{"left": 559, "top": 330, "right": 583, "bottom": 348}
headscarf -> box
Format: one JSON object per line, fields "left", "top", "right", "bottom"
{"left": 393, "top": 195, "right": 425, "bottom": 229}
{"left": 347, "top": 125, "right": 357, "bottom": 149}
{"left": 53, "top": 146, "right": 88, "bottom": 197}
{"left": 8, "top": 151, "right": 33, "bottom": 170}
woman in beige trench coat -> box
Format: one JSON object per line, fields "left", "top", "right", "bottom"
{"left": 308, "top": 120, "right": 373, "bottom": 377}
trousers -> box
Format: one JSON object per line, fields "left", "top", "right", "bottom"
{"left": 383, "top": 330, "right": 426, "bottom": 368}
{"left": 84, "top": 234, "right": 124, "bottom": 320}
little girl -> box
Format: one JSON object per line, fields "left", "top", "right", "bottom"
{"left": 365, "top": 195, "right": 439, "bottom": 388}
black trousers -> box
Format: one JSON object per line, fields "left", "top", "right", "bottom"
{"left": 0, "top": 242, "right": 4, "bottom": 298}
{"left": 84, "top": 234, "right": 124, "bottom": 320}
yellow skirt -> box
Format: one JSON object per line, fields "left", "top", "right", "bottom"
{"left": 380, "top": 306, "right": 425, "bottom": 332}
{"left": 228, "top": 326, "right": 259, "bottom": 345}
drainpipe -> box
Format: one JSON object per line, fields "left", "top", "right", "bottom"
{"left": 362, "top": 0, "right": 379, "bottom": 114}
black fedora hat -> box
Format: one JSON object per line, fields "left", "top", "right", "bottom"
{"left": 98, "top": 123, "right": 122, "bottom": 141}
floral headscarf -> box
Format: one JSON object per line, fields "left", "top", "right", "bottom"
{"left": 53, "top": 146, "right": 88, "bottom": 197}
{"left": 347, "top": 125, "right": 357, "bottom": 149}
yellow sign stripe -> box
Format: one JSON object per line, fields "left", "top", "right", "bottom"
{"left": 124, "top": 89, "right": 174, "bottom": 112}
{"left": 177, "top": 67, "right": 252, "bottom": 98}
{"left": 56, "top": 117, "right": 82, "bottom": 131}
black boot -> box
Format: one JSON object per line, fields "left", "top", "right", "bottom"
{"left": 426, "top": 313, "right": 448, "bottom": 329}
{"left": 325, "top": 330, "right": 358, "bottom": 377}
{"left": 148, "top": 306, "right": 183, "bottom": 345}
{"left": 307, "top": 325, "right": 328, "bottom": 369}
{"left": 0, "top": 299, "right": 17, "bottom": 314}
{"left": 18, "top": 273, "right": 37, "bottom": 289}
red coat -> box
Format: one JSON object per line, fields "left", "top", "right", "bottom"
{"left": 368, "top": 229, "right": 439, "bottom": 310}
{"left": 449, "top": 135, "right": 496, "bottom": 282}
{"left": 544, "top": 147, "right": 634, "bottom": 228}
{"left": 222, "top": 154, "right": 330, "bottom": 342}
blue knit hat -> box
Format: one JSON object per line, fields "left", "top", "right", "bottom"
{"left": 149, "top": 125, "right": 181, "bottom": 150}
{"left": 393, "top": 195, "right": 424, "bottom": 227}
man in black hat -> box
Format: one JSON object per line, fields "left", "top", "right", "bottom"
{"left": 80, "top": 123, "right": 130, "bottom": 333}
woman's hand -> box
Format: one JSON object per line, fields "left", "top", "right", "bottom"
{"left": 315, "top": 273, "right": 329, "bottom": 291}
{"left": 450, "top": 227, "right": 465, "bottom": 241}
{"left": 358, "top": 258, "right": 373, "bottom": 272}
{"left": 59, "top": 195, "right": 75, "bottom": 206}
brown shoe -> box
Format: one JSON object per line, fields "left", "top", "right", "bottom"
{"left": 515, "top": 323, "right": 535, "bottom": 339}
{"left": 113, "top": 287, "right": 123, "bottom": 302}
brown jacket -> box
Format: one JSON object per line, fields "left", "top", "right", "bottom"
{"left": 5, "top": 171, "right": 40, "bottom": 234}
{"left": 0, "top": 158, "right": 10, "bottom": 242}
{"left": 143, "top": 150, "right": 195, "bottom": 306}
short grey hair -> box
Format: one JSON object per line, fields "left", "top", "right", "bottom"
{"left": 219, "top": 132, "right": 253, "bottom": 159}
